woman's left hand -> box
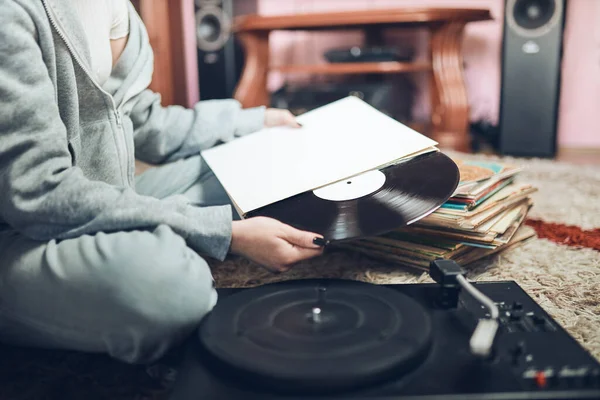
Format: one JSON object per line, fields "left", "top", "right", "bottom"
{"left": 264, "top": 108, "right": 301, "bottom": 128}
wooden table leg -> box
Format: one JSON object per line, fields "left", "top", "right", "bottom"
{"left": 430, "top": 22, "right": 470, "bottom": 152}
{"left": 234, "top": 31, "right": 270, "bottom": 108}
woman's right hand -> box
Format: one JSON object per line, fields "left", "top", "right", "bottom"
{"left": 230, "top": 217, "right": 325, "bottom": 272}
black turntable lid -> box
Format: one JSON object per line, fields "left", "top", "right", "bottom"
{"left": 197, "top": 279, "right": 433, "bottom": 394}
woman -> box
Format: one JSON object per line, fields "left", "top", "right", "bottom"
{"left": 0, "top": 0, "right": 324, "bottom": 364}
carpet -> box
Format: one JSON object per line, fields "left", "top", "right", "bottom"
{"left": 1, "top": 152, "right": 599, "bottom": 399}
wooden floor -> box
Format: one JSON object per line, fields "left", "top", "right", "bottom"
{"left": 463, "top": 146, "right": 600, "bottom": 166}
{"left": 555, "top": 147, "right": 600, "bottom": 165}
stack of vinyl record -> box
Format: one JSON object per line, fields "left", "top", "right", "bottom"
{"left": 337, "top": 158, "right": 538, "bottom": 271}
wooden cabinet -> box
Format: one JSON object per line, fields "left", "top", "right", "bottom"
{"left": 131, "top": 0, "right": 194, "bottom": 107}
{"left": 233, "top": 8, "right": 492, "bottom": 152}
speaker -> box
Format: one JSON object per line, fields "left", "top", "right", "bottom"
{"left": 498, "top": 0, "right": 567, "bottom": 157}
{"left": 195, "top": 0, "right": 258, "bottom": 100}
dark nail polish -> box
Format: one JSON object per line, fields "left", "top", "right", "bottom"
{"left": 313, "top": 237, "right": 329, "bottom": 247}
{"left": 297, "top": 122, "right": 303, "bottom": 127}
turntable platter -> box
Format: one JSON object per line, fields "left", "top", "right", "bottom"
{"left": 197, "top": 279, "right": 432, "bottom": 394}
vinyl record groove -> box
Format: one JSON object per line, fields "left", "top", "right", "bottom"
{"left": 246, "top": 151, "right": 459, "bottom": 241}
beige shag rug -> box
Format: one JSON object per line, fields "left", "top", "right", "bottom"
{"left": 210, "top": 152, "right": 600, "bottom": 361}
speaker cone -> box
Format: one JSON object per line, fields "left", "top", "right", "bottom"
{"left": 196, "top": 5, "right": 231, "bottom": 52}
{"left": 507, "top": 0, "right": 562, "bottom": 38}
{"left": 514, "top": 0, "right": 555, "bottom": 29}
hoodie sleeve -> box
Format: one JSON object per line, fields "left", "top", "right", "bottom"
{"left": 0, "top": 1, "right": 233, "bottom": 260}
{"left": 104, "top": 3, "right": 265, "bottom": 165}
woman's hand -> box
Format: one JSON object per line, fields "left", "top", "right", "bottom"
{"left": 230, "top": 217, "right": 325, "bottom": 272}
{"left": 264, "top": 108, "right": 301, "bottom": 128}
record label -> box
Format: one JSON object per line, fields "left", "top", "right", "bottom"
{"left": 313, "top": 170, "right": 386, "bottom": 201}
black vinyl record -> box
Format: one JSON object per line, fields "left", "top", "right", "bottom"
{"left": 246, "top": 151, "right": 459, "bottom": 241}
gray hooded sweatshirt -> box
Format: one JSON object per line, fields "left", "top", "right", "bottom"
{"left": 0, "top": 0, "right": 265, "bottom": 261}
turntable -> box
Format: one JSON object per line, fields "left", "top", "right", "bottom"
{"left": 169, "top": 260, "right": 600, "bottom": 399}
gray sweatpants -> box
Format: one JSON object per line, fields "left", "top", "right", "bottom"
{"left": 0, "top": 156, "right": 231, "bottom": 364}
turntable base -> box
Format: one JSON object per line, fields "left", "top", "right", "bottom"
{"left": 170, "top": 279, "right": 600, "bottom": 400}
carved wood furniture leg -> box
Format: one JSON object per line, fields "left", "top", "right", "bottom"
{"left": 234, "top": 31, "right": 270, "bottom": 108}
{"left": 430, "top": 22, "right": 470, "bottom": 152}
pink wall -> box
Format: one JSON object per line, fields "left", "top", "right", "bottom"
{"left": 556, "top": 1, "right": 600, "bottom": 148}
{"left": 184, "top": 0, "right": 600, "bottom": 148}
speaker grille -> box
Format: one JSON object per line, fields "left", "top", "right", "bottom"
{"left": 507, "top": 0, "right": 563, "bottom": 38}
